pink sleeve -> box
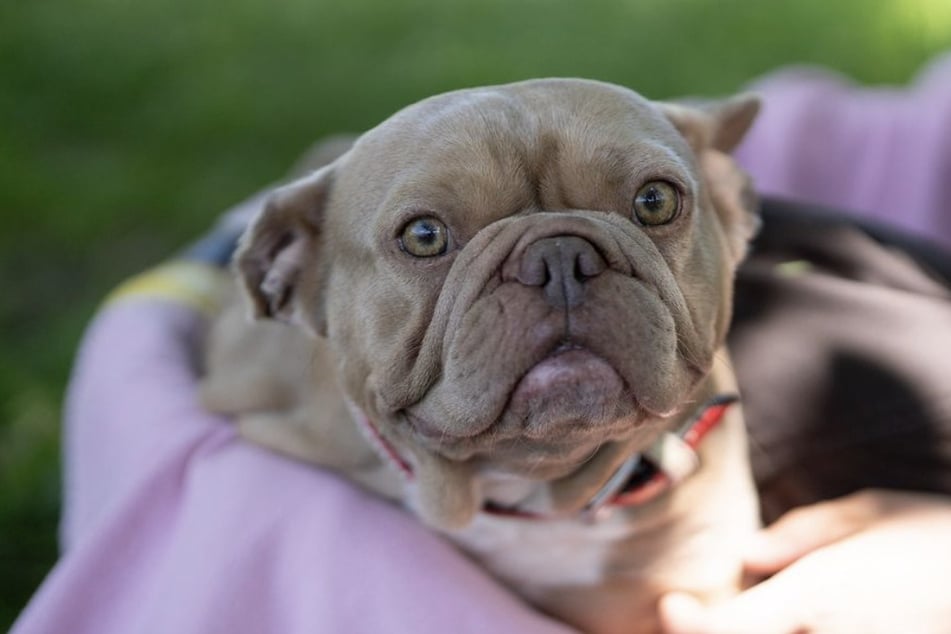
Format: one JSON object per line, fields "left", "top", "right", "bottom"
{"left": 12, "top": 299, "right": 574, "bottom": 634}
{"left": 736, "top": 51, "right": 951, "bottom": 247}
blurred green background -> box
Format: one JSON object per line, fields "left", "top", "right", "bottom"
{"left": 1, "top": 0, "right": 949, "bottom": 626}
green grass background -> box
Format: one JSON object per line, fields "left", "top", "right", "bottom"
{"left": 1, "top": 0, "right": 949, "bottom": 626}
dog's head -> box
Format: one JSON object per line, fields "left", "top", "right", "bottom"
{"left": 237, "top": 79, "right": 759, "bottom": 529}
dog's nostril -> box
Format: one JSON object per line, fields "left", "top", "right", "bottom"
{"left": 576, "top": 247, "right": 606, "bottom": 280}
{"left": 519, "top": 251, "right": 551, "bottom": 286}
{"left": 517, "top": 236, "right": 606, "bottom": 309}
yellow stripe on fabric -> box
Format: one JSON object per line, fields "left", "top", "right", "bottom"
{"left": 774, "top": 259, "right": 813, "bottom": 277}
{"left": 104, "top": 260, "right": 231, "bottom": 317}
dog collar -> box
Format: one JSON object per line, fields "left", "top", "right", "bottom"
{"left": 579, "top": 393, "right": 738, "bottom": 520}
{"left": 352, "top": 394, "right": 739, "bottom": 523}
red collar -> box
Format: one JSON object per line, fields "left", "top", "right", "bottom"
{"left": 353, "top": 395, "right": 739, "bottom": 522}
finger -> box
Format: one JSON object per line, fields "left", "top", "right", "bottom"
{"left": 658, "top": 592, "right": 709, "bottom": 634}
{"left": 659, "top": 577, "right": 813, "bottom": 634}
{"left": 744, "top": 491, "right": 885, "bottom": 574}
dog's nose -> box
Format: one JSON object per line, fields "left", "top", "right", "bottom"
{"left": 516, "top": 236, "right": 606, "bottom": 309}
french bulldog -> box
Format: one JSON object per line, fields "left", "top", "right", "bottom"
{"left": 201, "top": 78, "right": 762, "bottom": 634}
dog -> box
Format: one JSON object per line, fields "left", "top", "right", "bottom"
{"left": 201, "top": 78, "right": 761, "bottom": 634}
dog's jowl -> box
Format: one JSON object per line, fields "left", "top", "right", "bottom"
{"left": 201, "top": 79, "right": 762, "bottom": 634}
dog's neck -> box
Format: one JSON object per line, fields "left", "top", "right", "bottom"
{"left": 347, "top": 347, "right": 742, "bottom": 525}
{"left": 482, "top": 393, "right": 739, "bottom": 522}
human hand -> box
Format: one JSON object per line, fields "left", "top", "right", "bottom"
{"left": 659, "top": 489, "right": 951, "bottom": 634}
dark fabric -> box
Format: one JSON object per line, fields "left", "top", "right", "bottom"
{"left": 181, "top": 225, "right": 243, "bottom": 266}
{"left": 732, "top": 198, "right": 951, "bottom": 522}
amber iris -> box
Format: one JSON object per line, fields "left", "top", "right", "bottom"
{"left": 633, "top": 181, "right": 680, "bottom": 226}
{"left": 400, "top": 217, "right": 449, "bottom": 257}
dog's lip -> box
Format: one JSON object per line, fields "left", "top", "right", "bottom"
{"left": 508, "top": 345, "right": 623, "bottom": 409}
{"left": 521, "top": 343, "right": 609, "bottom": 384}
{"left": 403, "top": 345, "right": 621, "bottom": 440}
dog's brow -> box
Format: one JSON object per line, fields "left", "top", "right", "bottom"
{"left": 591, "top": 141, "right": 697, "bottom": 192}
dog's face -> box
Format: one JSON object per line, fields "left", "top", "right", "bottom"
{"left": 238, "top": 79, "right": 759, "bottom": 528}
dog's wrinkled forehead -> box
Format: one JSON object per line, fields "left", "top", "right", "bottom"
{"left": 334, "top": 79, "right": 699, "bottom": 230}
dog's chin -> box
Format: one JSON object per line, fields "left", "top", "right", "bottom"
{"left": 484, "top": 348, "right": 639, "bottom": 478}
{"left": 504, "top": 348, "right": 632, "bottom": 438}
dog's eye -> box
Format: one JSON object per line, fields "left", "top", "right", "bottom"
{"left": 399, "top": 217, "right": 450, "bottom": 257}
{"left": 633, "top": 181, "right": 680, "bottom": 226}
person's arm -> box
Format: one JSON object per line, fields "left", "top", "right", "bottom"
{"left": 13, "top": 209, "right": 575, "bottom": 634}
{"left": 736, "top": 51, "right": 951, "bottom": 250}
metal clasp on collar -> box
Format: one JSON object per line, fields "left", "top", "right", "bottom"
{"left": 580, "top": 454, "right": 644, "bottom": 523}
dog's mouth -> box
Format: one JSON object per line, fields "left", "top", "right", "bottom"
{"left": 404, "top": 342, "right": 639, "bottom": 473}
{"left": 506, "top": 344, "right": 628, "bottom": 438}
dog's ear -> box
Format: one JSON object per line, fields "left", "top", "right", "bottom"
{"left": 659, "top": 94, "right": 762, "bottom": 263}
{"left": 236, "top": 165, "right": 334, "bottom": 335}
{"left": 659, "top": 93, "right": 760, "bottom": 154}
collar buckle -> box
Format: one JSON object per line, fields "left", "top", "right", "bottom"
{"left": 581, "top": 454, "right": 644, "bottom": 523}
